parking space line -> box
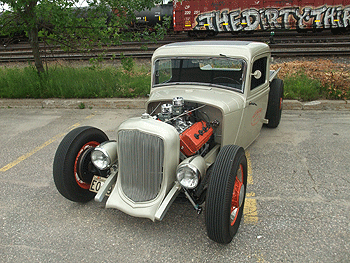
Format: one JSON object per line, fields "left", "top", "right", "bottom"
{"left": 246, "top": 151, "right": 253, "bottom": 185}
{"left": 0, "top": 133, "right": 66, "bottom": 172}
{"left": 244, "top": 150, "right": 258, "bottom": 225}
{"left": 0, "top": 122, "right": 81, "bottom": 173}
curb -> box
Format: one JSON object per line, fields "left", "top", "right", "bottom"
{"left": 282, "top": 100, "right": 350, "bottom": 111}
{"left": 0, "top": 98, "right": 147, "bottom": 109}
{"left": 0, "top": 98, "right": 349, "bottom": 110}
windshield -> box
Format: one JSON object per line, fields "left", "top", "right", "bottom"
{"left": 153, "top": 57, "right": 246, "bottom": 92}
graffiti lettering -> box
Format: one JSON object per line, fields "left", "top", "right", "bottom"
{"left": 194, "top": 5, "right": 350, "bottom": 31}
{"left": 242, "top": 9, "right": 260, "bottom": 31}
{"left": 230, "top": 10, "right": 242, "bottom": 31}
{"left": 345, "top": 8, "right": 350, "bottom": 27}
{"left": 263, "top": 9, "right": 280, "bottom": 29}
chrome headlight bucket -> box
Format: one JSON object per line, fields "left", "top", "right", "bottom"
{"left": 176, "top": 156, "right": 206, "bottom": 189}
{"left": 91, "top": 141, "right": 118, "bottom": 170}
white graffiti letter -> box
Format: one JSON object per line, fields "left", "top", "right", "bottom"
{"left": 195, "top": 12, "right": 216, "bottom": 30}
{"left": 259, "top": 10, "right": 269, "bottom": 30}
{"left": 279, "top": 8, "right": 297, "bottom": 29}
{"left": 324, "top": 7, "right": 337, "bottom": 28}
{"left": 344, "top": 7, "right": 350, "bottom": 27}
{"left": 229, "top": 10, "right": 243, "bottom": 31}
{"left": 336, "top": 7, "right": 343, "bottom": 27}
{"left": 241, "top": 9, "right": 260, "bottom": 31}
{"left": 214, "top": 10, "right": 231, "bottom": 31}
{"left": 264, "top": 8, "right": 281, "bottom": 29}
{"left": 295, "top": 7, "right": 311, "bottom": 29}
{"left": 311, "top": 6, "right": 327, "bottom": 28}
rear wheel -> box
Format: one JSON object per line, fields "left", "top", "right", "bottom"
{"left": 205, "top": 145, "right": 247, "bottom": 244}
{"left": 53, "top": 126, "right": 109, "bottom": 202}
{"left": 265, "top": 78, "right": 284, "bottom": 128}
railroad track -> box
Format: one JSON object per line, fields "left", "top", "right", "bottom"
{"left": 1, "top": 33, "right": 350, "bottom": 63}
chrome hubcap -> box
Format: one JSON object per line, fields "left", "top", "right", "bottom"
{"left": 239, "top": 184, "right": 245, "bottom": 207}
{"left": 230, "top": 208, "right": 238, "bottom": 223}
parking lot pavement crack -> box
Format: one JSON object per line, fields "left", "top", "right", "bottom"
{"left": 340, "top": 175, "right": 350, "bottom": 185}
{"left": 307, "top": 170, "right": 315, "bottom": 183}
{"left": 295, "top": 152, "right": 319, "bottom": 195}
{"left": 307, "top": 170, "right": 319, "bottom": 194}
{"left": 291, "top": 170, "right": 300, "bottom": 193}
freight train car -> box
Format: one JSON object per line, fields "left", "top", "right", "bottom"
{"left": 172, "top": 0, "right": 350, "bottom": 37}
{"left": 134, "top": 1, "right": 173, "bottom": 29}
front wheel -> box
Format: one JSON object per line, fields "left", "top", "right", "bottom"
{"left": 53, "top": 126, "right": 109, "bottom": 202}
{"left": 205, "top": 145, "right": 247, "bottom": 244}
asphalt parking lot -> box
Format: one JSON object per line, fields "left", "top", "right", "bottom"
{"left": 0, "top": 108, "right": 349, "bottom": 262}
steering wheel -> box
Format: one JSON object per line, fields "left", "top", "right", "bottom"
{"left": 212, "top": 77, "right": 241, "bottom": 85}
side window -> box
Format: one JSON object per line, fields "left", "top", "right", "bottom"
{"left": 155, "top": 59, "right": 172, "bottom": 85}
{"left": 251, "top": 57, "right": 267, "bottom": 90}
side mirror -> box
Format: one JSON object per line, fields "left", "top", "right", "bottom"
{"left": 252, "top": 70, "right": 262, "bottom": 79}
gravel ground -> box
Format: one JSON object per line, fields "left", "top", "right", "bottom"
{"left": 272, "top": 56, "right": 350, "bottom": 65}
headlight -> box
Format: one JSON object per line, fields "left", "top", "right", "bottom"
{"left": 91, "top": 141, "right": 118, "bottom": 170}
{"left": 176, "top": 156, "right": 206, "bottom": 189}
{"left": 91, "top": 149, "right": 110, "bottom": 170}
{"left": 176, "top": 163, "right": 199, "bottom": 189}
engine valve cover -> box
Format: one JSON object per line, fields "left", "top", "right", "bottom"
{"left": 180, "top": 122, "right": 213, "bottom": 156}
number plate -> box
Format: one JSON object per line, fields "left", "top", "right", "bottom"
{"left": 89, "top": 175, "right": 114, "bottom": 196}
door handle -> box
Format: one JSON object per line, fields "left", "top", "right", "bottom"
{"left": 249, "top": 101, "right": 257, "bottom": 106}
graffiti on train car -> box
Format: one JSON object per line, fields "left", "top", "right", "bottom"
{"left": 193, "top": 5, "right": 350, "bottom": 31}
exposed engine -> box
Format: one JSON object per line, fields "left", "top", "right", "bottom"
{"left": 154, "top": 97, "right": 214, "bottom": 157}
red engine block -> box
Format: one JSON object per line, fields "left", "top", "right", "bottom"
{"left": 180, "top": 122, "right": 213, "bottom": 156}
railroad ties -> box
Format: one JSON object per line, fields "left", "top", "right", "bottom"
{"left": 1, "top": 31, "right": 350, "bottom": 63}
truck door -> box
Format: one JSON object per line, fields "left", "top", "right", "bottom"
{"left": 237, "top": 56, "right": 270, "bottom": 149}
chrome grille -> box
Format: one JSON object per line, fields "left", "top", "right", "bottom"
{"left": 118, "top": 130, "right": 164, "bottom": 202}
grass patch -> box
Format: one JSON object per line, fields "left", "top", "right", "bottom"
{"left": 0, "top": 59, "right": 349, "bottom": 101}
{"left": 283, "top": 71, "right": 323, "bottom": 101}
{"left": 0, "top": 63, "right": 151, "bottom": 99}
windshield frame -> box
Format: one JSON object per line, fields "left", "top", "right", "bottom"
{"left": 152, "top": 56, "right": 247, "bottom": 93}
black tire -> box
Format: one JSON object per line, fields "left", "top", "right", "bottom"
{"left": 205, "top": 145, "right": 247, "bottom": 244}
{"left": 53, "top": 126, "right": 109, "bottom": 202}
{"left": 265, "top": 78, "right": 284, "bottom": 128}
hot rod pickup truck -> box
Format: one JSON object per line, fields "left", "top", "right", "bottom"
{"left": 53, "top": 41, "right": 284, "bottom": 244}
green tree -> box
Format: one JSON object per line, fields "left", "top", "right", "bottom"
{"left": 0, "top": 0, "right": 169, "bottom": 73}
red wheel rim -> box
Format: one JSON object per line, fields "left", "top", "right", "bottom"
{"left": 230, "top": 164, "right": 244, "bottom": 226}
{"left": 74, "top": 141, "right": 99, "bottom": 189}
{"left": 279, "top": 97, "right": 283, "bottom": 110}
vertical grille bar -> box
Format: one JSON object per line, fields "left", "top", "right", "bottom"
{"left": 118, "top": 130, "right": 164, "bottom": 202}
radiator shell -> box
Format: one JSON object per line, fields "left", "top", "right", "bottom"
{"left": 106, "top": 116, "right": 180, "bottom": 221}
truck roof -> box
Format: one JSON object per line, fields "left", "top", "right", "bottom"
{"left": 152, "top": 41, "right": 270, "bottom": 61}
